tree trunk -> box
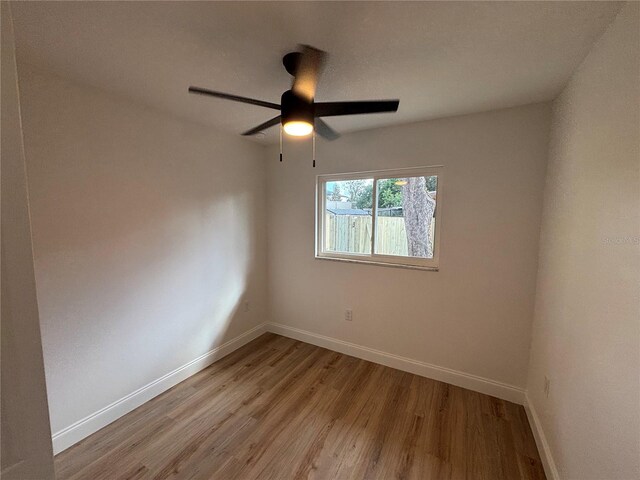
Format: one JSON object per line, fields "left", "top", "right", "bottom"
{"left": 402, "top": 177, "right": 435, "bottom": 257}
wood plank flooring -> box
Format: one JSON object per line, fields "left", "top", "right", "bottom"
{"left": 54, "top": 333, "right": 546, "bottom": 480}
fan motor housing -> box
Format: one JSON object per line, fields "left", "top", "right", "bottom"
{"left": 280, "top": 90, "right": 314, "bottom": 126}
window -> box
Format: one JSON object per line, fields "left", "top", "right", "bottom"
{"left": 316, "top": 166, "right": 441, "bottom": 270}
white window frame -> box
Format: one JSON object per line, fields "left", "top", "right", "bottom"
{"left": 316, "top": 166, "right": 442, "bottom": 271}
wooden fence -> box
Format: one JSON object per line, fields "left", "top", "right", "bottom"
{"left": 325, "top": 214, "right": 435, "bottom": 256}
{"left": 375, "top": 217, "right": 409, "bottom": 256}
{"left": 325, "top": 214, "right": 373, "bottom": 254}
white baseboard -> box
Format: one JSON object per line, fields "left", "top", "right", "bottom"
{"left": 524, "top": 393, "right": 560, "bottom": 480}
{"left": 52, "top": 321, "right": 530, "bottom": 455}
{"left": 265, "top": 322, "right": 525, "bottom": 405}
{"left": 51, "top": 323, "right": 267, "bottom": 454}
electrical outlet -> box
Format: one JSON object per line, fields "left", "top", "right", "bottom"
{"left": 544, "top": 376, "right": 550, "bottom": 398}
{"left": 345, "top": 309, "right": 353, "bottom": 321}
{"left": 243, "top": 301, "right": 250, "bottom": 313}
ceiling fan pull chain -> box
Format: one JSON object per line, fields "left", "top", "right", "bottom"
{"left": 279, "top": 124, "right": 283, "bottom": 162}
{"left": 312, "top": 130, "right": 316, "bottom": 168}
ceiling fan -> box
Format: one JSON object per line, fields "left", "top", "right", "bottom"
{"left": 188, "top": 45, "right": 400, "bottom": 141}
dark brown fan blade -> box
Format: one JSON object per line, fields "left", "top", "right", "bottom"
{"left": 291, "top": 45, "right": 326, "bottom": 102}
{"left": 315, "top": 119, "right": 340, "bottom": 141}
{"left": 189, "top": 86, "right": 280, "bottom": 110}
{"left": 241, "top": 116, "right": 281, "bottom": 136}
{"left": 315, "top": 100, "right": 399, "bottom": 117}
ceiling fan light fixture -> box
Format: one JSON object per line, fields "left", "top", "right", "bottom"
{"left": 189, "top": 45, "right": 399, "bottom": 142}
{"left": 283, "top": 120, "right": 313, "bottom": 136}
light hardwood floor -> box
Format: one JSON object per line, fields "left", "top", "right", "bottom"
{"left": 54, "top": 333, "right": 546, "bottom": 480}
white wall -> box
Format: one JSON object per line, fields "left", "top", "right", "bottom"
{"left": 266, "top": 103, "right": 550, "bottom": 392}
{"left": 526, "top": 3, "right": 640, "bottom": 479}
{"left": 12, "top": 6, "right": 636, "bottom": 472}
{"left": 0, "top": 3, "right": 55, "bottom": 478}
{"left": 16, "top": 66, "right": 268, "bottom": 450}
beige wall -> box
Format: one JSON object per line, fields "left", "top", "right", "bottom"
{"left": 527, "top": 3, "right": 640, "bottom": 479}
{"left": 0, "top": 3, "right": 55, "bottom": 478}
{"left": 17, "top": 66, "right": 269, "bottom": 449}
{"left": 266, "top": 103, "right": 550, "bottom": 390}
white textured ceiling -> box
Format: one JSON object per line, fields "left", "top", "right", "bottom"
{"left": 12, "top": 1, "right": 621, "bottom": 143}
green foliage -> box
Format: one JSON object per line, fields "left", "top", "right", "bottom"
{"left": 341, "top": 176, "right": 437, "bottom": 210}
{"left": 327, "top": 183, "right": 342, "bottom": 201}
{"left": 343, "top": 180, "right": 367, "bottom": 203}
{"left": 350, "top": 179, "right": 401, "bottom": 209}
{"left": 353, "top": 183, "right": 373, "bottom": 209}
{"left": 378, "top": 179, "right": 403, "bottom": 208}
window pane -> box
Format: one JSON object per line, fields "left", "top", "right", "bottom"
{"left": 375, "top": 176, "right": 437, "bottom": 258}
{"left": 325, "top": 179, "right": 373, "bottom": 254}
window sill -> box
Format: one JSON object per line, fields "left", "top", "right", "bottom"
{"left": 315, "top": 255, "right": 439, "bottom": 272}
